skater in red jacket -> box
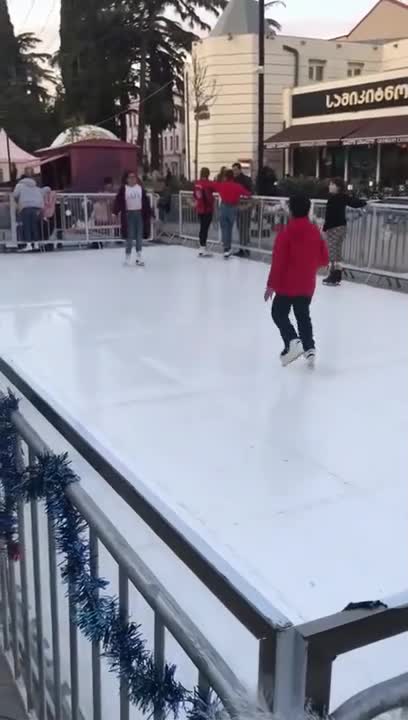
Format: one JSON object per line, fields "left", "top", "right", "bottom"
{"left": 194, "top": 167, "right": 216, "bottom": 257}
{"left": 264, "top": 193, "right": 329, "bottom": 367}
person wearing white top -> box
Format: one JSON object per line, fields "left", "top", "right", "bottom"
{"left": 114, "top": 171, "right": 145, "bottom": 266}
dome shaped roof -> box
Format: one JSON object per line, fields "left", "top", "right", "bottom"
{"left": 51, "top": 125, "right": 119, "bottom": 148}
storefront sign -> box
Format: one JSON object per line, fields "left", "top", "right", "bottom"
{"left": 292, "top": 77, "right": 408, "bottom": 118}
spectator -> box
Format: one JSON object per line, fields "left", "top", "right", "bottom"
{"left": 193, "top": 167, "right": 215, "bottom": 257}
{"left": 14, "top": 175, "right": 44, "bottom": 250}
{"left": 214, "top": 169, "right": 251, "bottom": 258}
{"left": 232, "top": 162, "right": 253, "bottom": 257}
{"left": 41, "top": 186, "right": 57, "bottom": 250}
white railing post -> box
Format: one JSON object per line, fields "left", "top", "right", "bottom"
{"left": 83, "top": 194, "right": 90, "bottom": 247}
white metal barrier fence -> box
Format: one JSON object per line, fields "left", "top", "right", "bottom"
{"left": 0, "top": 193, "right": 156, "bottom": 250}
{"left": 3, "top": 190, "right": 408, "bottom": 277}
{"left": 177, "top": 191, "right": 408, "bottom": 276}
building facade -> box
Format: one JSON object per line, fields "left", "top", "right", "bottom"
{"left": 266, "top": 70, "right": 408, "bottom": 189}
{"left": 126, "top": 101, "right": 185, "bottom": 177}
{"left": 185, "top": 0, "right": 408, "bottom": 179}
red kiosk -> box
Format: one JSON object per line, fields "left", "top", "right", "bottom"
{"left": 37, "top": 135, "right": 139, "bottom": 192}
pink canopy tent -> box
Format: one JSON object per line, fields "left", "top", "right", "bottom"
{"left": 0, "top": 129, "right": 39, "bottom": 182}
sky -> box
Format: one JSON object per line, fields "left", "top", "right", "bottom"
{"left": 8, "top": 0, "right": 380, "bottom": 52}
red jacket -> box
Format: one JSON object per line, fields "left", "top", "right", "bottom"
{"left": 213, "top": 181, "right": 251, "bottom": 206}
{"left": 267, "top": 217, "right": 329, "bottom": 297}
{"left": 194, "top": 179, "right": 215, "bottom": 215}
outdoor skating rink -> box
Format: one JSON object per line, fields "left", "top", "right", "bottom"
{"left": 0, "top": 245, "right": 407, "bottom": 712}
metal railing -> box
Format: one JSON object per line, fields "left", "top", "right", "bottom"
{"left": 1, "top": 358, "right": 408, "bottom": 720}
{"left": 3, "top": 190, "right": 408, "bottom": 281}
{"left": 0, "top": 193, "right": 157, "bottom": 250}
{"left": 175, "top": 191, "right": 408, "bottom": 278}
{"left": 0, "top": 393, "right": 250, "bottom": 720}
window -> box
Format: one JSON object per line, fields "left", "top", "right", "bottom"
{"left": 170, "top": 136, "right": 174, "bottom": 151}
{"left": 308, "top": 61, "right": 325, "bottom": 82}
{"left": 175, "top": 134, "right": 179, "bottom": 151}
{"left": 164, "top": 137, "right": 168, "bottom": 152}
{"left": 347, "top": 63, "right": 364, "bottom": 77}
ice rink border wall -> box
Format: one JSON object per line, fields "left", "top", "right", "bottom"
{"left": 1, "top": 355, "right": 408, "bottom": 720}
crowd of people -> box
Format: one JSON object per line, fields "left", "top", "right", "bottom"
{"left": 11, "top": 163, "right": 368, "bottom": 366}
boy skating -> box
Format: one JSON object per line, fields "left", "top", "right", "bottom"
{"left": 264, "top": 194, "right": 329, "bottom": 367}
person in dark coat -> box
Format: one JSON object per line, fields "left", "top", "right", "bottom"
{"left": 232, "top": 162, "right": 253, "bottom": 257}
{"left": 113, "top": 171, "right": 152, "bottom": 266}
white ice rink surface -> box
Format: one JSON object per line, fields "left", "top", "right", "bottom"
{"left": 0, "top": 245, "right": 407, "bottom": 710}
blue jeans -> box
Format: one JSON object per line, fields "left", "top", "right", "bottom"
{"left": 21, "top": 207, "right": 40, "bottom": 245}
{"left": 126, "top": 210, "right": 143, "bottom": 254}
{"left": 219, "top": 204, "right": 237, "bottom": 252}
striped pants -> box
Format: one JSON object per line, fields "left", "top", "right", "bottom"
{"left": 326, "top": 225, "right": 346, "bottom": 266}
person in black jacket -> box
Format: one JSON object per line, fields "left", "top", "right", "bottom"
{"left": 323, "top": 178, "right": 366, "bottom": 286}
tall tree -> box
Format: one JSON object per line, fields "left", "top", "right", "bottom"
{"left": 132, "top": 0, "right": 226, "bottom": 154}
{"left": 0, "top": 1, "right": 57, "bottom": 152}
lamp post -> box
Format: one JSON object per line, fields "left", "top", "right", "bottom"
{"left": 257, "top": 0, "right": 265, "bottom": 177}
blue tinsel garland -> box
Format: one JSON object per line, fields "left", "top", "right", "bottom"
{"left": 0, "top": 390, "right": 219, "bottom": 719}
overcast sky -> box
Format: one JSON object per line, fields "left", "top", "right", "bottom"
{"left": 9, "top": 0, "right": 378, "bottom": 52}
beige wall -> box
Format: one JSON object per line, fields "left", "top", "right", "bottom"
{"left": 187, "top": 33, "right": 383, "bottom": 178}
{"left": 341, "top": 0, "right": 408, "bottom": 42}
{"left": 382, "top": 38, "right": 408, "bottom": 70}
{"left": 187, "top": 35, "right": 258, "bottom": 179}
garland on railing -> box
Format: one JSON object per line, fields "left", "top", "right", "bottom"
{"left": 0, "top": 389, "right": 221, "bottom": 720}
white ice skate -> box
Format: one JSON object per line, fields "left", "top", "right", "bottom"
{"left": 223, "top": 250, "right": 232, "bottom": 260}
{"left": 198, "top": 247, "right": 212, "bottom": 258}
{"left": 304, "top": 349, "right": 316, "bottom": 368}
{"left": 280, "top": 339, "right": 304, "bottom": 367}
{"left": 123, "top": 255, "right": 132, "bottom": 266}
{"left": 136, "top": 252, "right": 145, "bottom": 267}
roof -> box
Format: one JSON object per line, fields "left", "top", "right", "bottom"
{"left": 265, "top": 120, "right": 366, "bottom": 148}
{"left": 210, "top": 0, "right": 277, "bottom": 37}
{"left": 333, "top": 0, "right": 408, "bottom": 40}
{"left": 266, "top": 116, "right": 408, "bottom": 147}
{"left": 37, "top": 139, "right": 138, "bottom": 157}
{"left": 343, "top": 115, "right": 408, "bottom": 143}
{"left": 51, "top": 125, "right": 119, "bottom": 148}
{"left": 0, "top": 129, "right": 37, "bottom": 164}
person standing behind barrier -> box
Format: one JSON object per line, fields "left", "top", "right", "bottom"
{"left": 14, "top": 176, "right": 44, "bottom": 250}
{"left": 232, "top": 163, "right": 253, "bottom": 258}
{"left": 323, "top": 178, "right": 366, "bottom": 286}
{"left": 194, "top": 168, "right": 215, "bottom": 258}
{"left": 114, "top": 171, "right": 149, "bottom": 267}
{"left": 215, "top": 170, "right": 251, "bottom": 259}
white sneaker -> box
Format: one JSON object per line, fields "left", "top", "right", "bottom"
{"left": 136, "top": 252, "right": 145, "bottom": 267}
{"left": 280, "top": 339, "right": 304, "bottom": 367}
{"left": 198, "top": 248, "right": 212, "bottom": 257}
{"left": 304, "top": 349, "right": 316, "bottom": 368}
{"left": 124, "top": 255, "right": 132, "bottom": 266}
{"left": 223, "top": 250, "right": 232, "bottom": 259}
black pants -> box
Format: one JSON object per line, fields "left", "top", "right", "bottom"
{"left": 272, "top": 295, "right": 314, "bottom": 352}
{"left": 198, "top": 213, "right": 212, "bottom": 247}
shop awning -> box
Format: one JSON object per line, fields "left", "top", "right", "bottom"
{"left": 265, "top": 120, "right": 368, "bottom": 148}
{"left": 343, "top": 116, "right": 408, "bottom": 145}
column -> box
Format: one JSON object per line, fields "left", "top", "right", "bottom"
{"left": 315, "top": 148, "right": 320, "bottom": 179}
{"left": 343, "top": 146, "right": 349, "bottom": 183}
{"left": 376, "top": 143, "right": 381, "bottom": 185}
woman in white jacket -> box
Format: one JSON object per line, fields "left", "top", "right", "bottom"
{"left": 14, "top": 176, "right": 44, "bottom": 249}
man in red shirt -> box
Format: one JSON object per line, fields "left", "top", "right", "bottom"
{"left": 264, "top": 193, "right": 329, "bottom": 367}
{"left": 214, "top": 169, "right": 251, "bottom": 258}
{"left": 194, "top": 167, "right": 215, "bottom": 257}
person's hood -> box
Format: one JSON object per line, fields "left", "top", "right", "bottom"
{"left": 18, "top": 178, "right": 37, "bottom": 188}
